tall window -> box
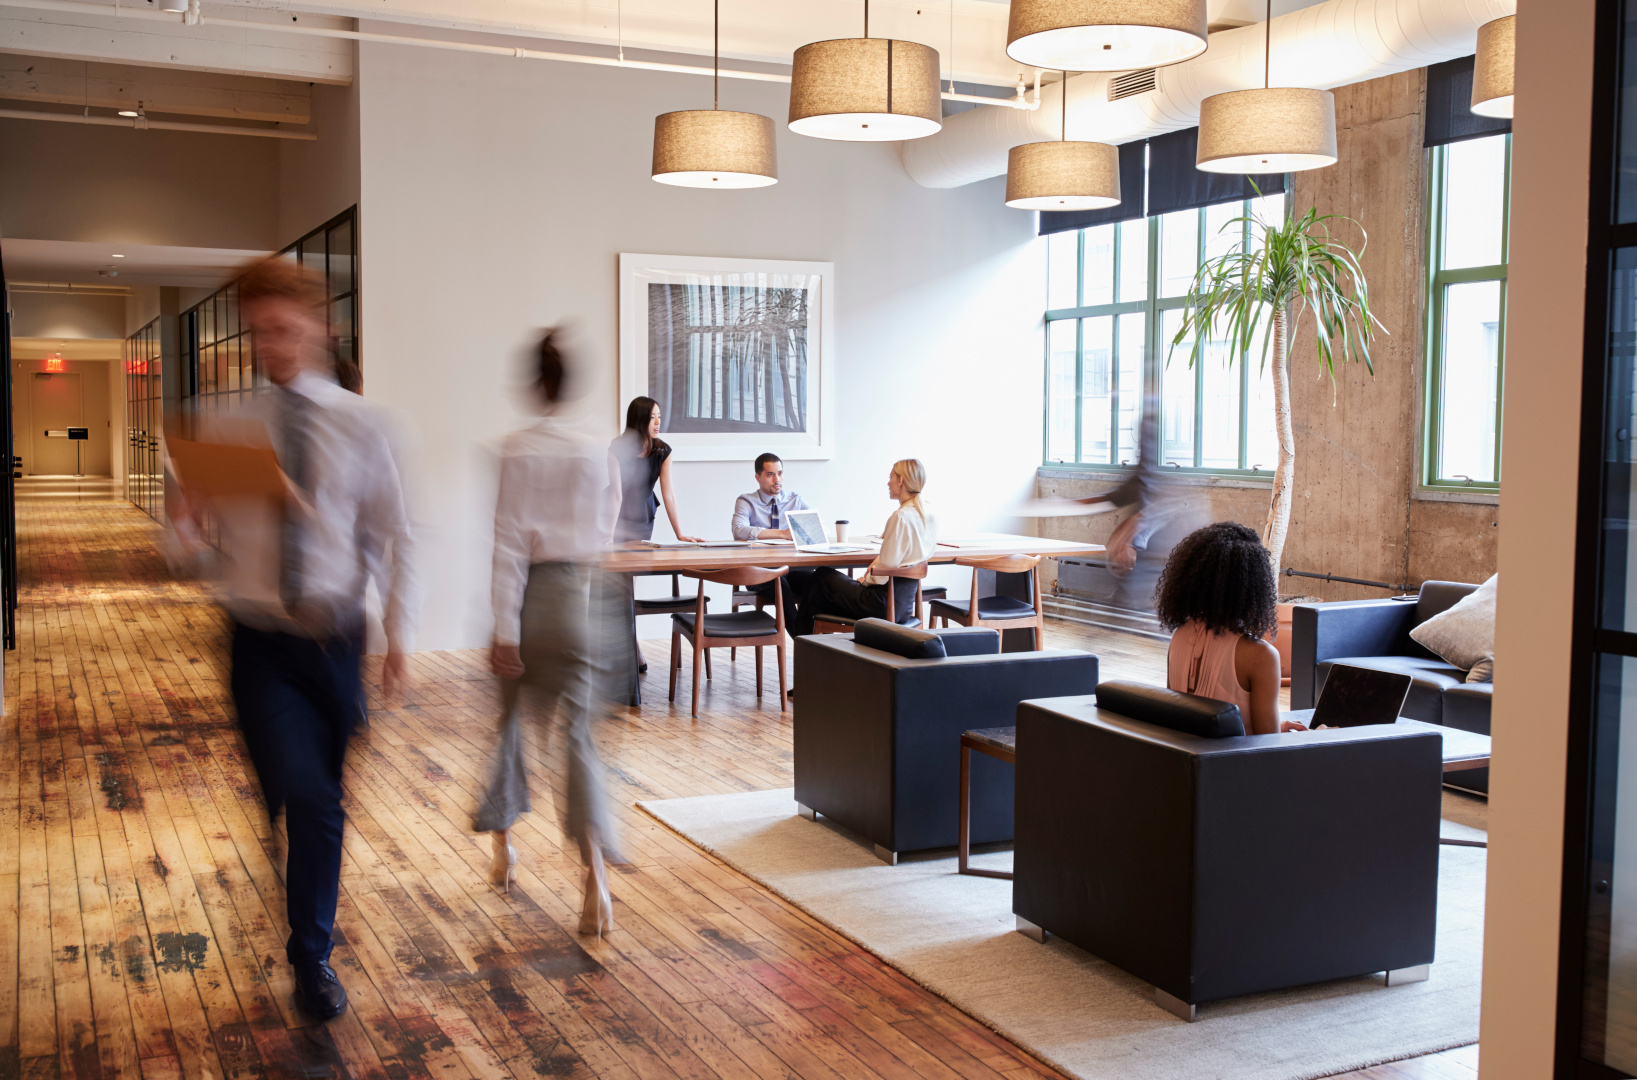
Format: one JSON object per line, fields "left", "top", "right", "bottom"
{"left": 1044, "top": 193, "right": 1287, "bottom": 474}
{"left": 1424, "top": 133, "right": 1509, "bottom": 491}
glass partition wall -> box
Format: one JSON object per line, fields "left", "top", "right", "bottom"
{"left": 124, "top": 319, "right": 163, "bottom": 522}
{"left": 181, "top": 207, "right": 357, "bottom": 410}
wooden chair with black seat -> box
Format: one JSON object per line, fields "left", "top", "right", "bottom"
{"left": 728, "top": 587, "right": 768, "bottom": 660}
{"left": 927, "top": 554, "right": 1045, "bottom": 648}
{"left": 812, "top": 561, "right": 931, "bottom": 634}
{"left": 634, "top": 572, "right": 710, "bottom": 678}
{"left": 670, "top": 566, "right": 790, "bottom": 718}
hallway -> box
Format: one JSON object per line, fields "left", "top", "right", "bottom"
{"left": 0, "top": 495, "right": 1071, "bottom": 1080}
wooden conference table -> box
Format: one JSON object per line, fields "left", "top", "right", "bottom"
{"left": 602, "top": 532, "right": 1106, "bottom": 574}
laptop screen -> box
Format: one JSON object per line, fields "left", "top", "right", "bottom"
{"left": 1311, "top": 664, "right": 1414, "bottom": 728}
{"left": 787, "top": 510, "right": 826, "bottom": 547}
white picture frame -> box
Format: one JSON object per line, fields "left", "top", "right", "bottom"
{"left": 619, "top": 252, "right": 835, "bottom": 461}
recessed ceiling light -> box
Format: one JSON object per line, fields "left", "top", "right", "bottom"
{"left": 110, "top": 254, "right": 125, "bottom": 258}
{"left": 118, "top": 110, "right": 139, "bottom": 118}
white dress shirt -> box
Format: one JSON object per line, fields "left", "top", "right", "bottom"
{"left": 202, "top": 370, "right": 419, "bottom": 652}
{"left": 862, "top": 500, "right": 936, "bottom": 585}
{"left": 491, "top": 414, "right": 608, "bottom": 647}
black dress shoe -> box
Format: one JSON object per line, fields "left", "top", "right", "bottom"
{"left": 294, "top": 959, "right": 349, "bottom": 1021}
{"left": 639, "top": 662, "right": 648, "bottom": 674}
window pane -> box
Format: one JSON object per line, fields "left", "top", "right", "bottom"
{"left": 1447, "top": 134, "right": 1506, "bottom": 270}
{"left": 328, "top": 218, "right": 354, "bottom": 298}
{"left": 1161, "top": 307, "right": 1195, "bottom": 467}
{"left": 1205, "top": 201, "right": 1242, "bottom": 263}
{"left": 1436, "top": 280, "right": 1502, "bottom": 483}
{"left": 332, "top": 297, "right": 355, "bottom": 365}
{"left": 1160, "top": 210, "right": 1198, "bottom": 298}
{"left": 1048, "top": 232, "right": 1078, "bottom": 310}
{"left": 1580, "top": 655, "right": 1637, "bottom": 1070}
{"left": 1249, "top": 192, "right": 1286, "bottom": 231}
{"left": 1199, "top": 323, "right": 1240, "bottom": 471}
{"left": 1084, "top": 224, "right": 1115, "bottom": 307}
{"left": 1443, "top": 135, "right": 1507, "bottom": 270}
{"left": 225, "top": 338, "right": 240, "bottom": 392}
{"left": 300, "top": 233, "right": 325, "bottom": 278}
{"left": 1046, "top": 319, "right": 1077, "bottom": 463}
{"left": 1600, "top": 248, "right": 1637, "bottom": 630}
{"left": 1118, "top": 218, "right": 1148, "bottom": 304}
{"left": 1116, "top": 312, "right": 1146, "bottom": 464}
{"left": 1081, "top": 316, "right": 1113, "bottom": 463}
{"left": 1246, "top": 325, "right": 1279, "bottom": 474}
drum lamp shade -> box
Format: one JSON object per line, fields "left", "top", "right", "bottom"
{"left": 1005, "top": 141, "right": 1121, "bottom": 210}
{"left": 1196, "top": 87, "right": 1337, "bottom": 173}
{"left": 788, "top": 37, "right": 942, "bottom": 141}
{"left": 652, "top": 110, "right": 779, "bottom": 188}
{"left": 1471, "top": 15, "right": 1515, "bottom": 119}
{"left": 1005, "top": 0, "right": 1208, "bottom": 71}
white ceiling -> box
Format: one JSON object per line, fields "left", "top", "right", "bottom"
{"left": 2, "top": 238, "right": 268, "bottom": 287}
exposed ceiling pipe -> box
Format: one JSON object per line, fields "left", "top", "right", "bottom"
{"left": 0, "top": 106, "right": 316, "bottom": 138}
{"left": 901, "top": 0, "right": 1516, "bottom": 189}
{"left": 0, "top": 0, "right": 1040, "bottom": 110}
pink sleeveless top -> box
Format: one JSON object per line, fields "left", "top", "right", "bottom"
{"left": 1167, "top": 620, "right": 1253, "bottom": 716}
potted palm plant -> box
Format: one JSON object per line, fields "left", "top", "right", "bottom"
{"left": 1171, "top": 200, "right": 1382, "bottom": 581}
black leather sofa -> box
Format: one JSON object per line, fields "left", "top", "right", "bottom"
{"left": 1013, "top": 684, "right": 1443, "bottom": 1020}
{"left": 792, "top": 619, "right": 1099, "bottom": 863}
{"left": 1291, "top": 580, "right": 1491, "bottom": 792}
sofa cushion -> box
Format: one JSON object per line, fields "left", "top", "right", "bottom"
{"left": 1410, "top": 575, "right": 1496, "bottom": 674}
{"left": 933, "top": 625, "right": 1003, "bottom": 657}
{"left": 1442, "top": 684, "right": 1493, "bottom": 736}
{"left": 1317, "top": 656, "right": 1464, "bottom": 724}
{"left": 1095, "top": 681, "right": 1245, "bottom": 738}
{"left": 852, "top": 619, "right": 946, "bottom": 658}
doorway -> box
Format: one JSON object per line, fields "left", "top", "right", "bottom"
{"left": 30, "top": 372, "right": 82, "bottom": 475}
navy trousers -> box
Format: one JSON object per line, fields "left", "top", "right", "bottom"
{"left": 231, "top": 622, "right": 362, "bottom": 965}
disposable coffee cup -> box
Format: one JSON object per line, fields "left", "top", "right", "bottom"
{"left": 835, "top": 520, "right": 850, "bottom": 542}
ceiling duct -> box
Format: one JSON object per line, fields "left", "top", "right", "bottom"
{"left": 901, "top": 0, "right": 1515, "bottom": 189}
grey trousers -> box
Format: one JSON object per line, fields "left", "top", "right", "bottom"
{"left": 474, "top": 562, "right": 620, "bottom": 857}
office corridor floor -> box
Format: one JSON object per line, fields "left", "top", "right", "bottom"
{"left": 0, "top": 492, "right": 1472, "bottom": 1080}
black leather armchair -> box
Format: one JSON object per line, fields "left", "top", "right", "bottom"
{"left": 1290, "top": 580, "right": 1490, "bottom": 792}
{"left": 793, "top": 621, "right": 1099, "bottom": 863}
{"left": 1013, "top": 690, "right": 1443, "bottom": 1019}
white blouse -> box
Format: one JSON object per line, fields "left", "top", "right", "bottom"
{"left": 862, "top": 500, "right": 936, "bottom": 585}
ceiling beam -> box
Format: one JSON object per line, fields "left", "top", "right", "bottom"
{"left": 0, "top": 2, "right": 352, "bottom": 84}
{"left": 0, "top": 52, "right": 311, "bottom": 122}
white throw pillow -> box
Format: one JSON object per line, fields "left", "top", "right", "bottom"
{"left": 1409, "top": 575, "right": 1497, "bottom": 677}
{"left": 1467, "top": 657, "right": 1494, "bottom": 684}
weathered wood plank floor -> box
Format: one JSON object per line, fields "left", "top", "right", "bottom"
{"left": 0, "top": 489, "right": 1475, "bottom": 1080}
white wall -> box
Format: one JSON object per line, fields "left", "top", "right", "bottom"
{"left": 278, "top": 79, "right": 360, "bottom": 243}
{"left": 355, "top": 36, "right": 1046, "bottom": 652}
{"left": 10, "top": 290, "right": 125, "bottom": 339}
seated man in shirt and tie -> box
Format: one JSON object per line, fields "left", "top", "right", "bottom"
{"left": 730, "top": 452, "right": 816, "bottom": 628}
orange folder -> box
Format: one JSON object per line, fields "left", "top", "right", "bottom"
{"left": 167, "top": 436, "right": 288, "bottom": 501}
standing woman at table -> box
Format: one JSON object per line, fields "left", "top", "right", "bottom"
{"left": 794, "top": 459, "right": 937, "bottom": 636}
{"left": 608, "top": 397, "right": 703, "bottom": 689}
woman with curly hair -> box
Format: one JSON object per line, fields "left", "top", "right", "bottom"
{"left": 1154, "top": 522, "right": 1306, "bottom": 735}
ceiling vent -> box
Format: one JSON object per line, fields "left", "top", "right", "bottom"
{"left": 1108, "top": 69, "right": 1158, "bottom": 101}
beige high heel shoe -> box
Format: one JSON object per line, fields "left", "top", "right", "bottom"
{"left": 578, "top": 846, "right": 613, "bottom": 937}
{"left": 490, "top": 830, "right": 517, "bottom": 893}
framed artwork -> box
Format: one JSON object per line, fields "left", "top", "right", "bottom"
{"left": 619, "top": 253, "right": 835, "bottom": 461}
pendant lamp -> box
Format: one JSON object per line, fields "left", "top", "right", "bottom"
{"left": 1005, "top": 0, "right": 1208, "bottom": 72}
{"left": 1005, "top": 72, "right": 1121, "bottom": 210}
{"left": 652, "top": 0, "right": 778, "bottom": 188}
{"left": 1471, "top": 14, "right": 1515, "bottom": 119}
{"left": 1195, "top": 0, "right": 1335, "bottom": 174}
{"left": 788, "top": 0, "right": 941, "bottom": 142}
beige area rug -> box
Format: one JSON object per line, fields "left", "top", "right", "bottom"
{"left": 639, "top": 788, "right": 1489, "bottom": 1080}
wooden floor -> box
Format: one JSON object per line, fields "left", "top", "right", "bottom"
{"left": 0, "top": 490, "right": 1478, "bottom": 1080}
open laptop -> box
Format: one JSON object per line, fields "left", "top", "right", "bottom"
{"left": 787, "top": 509, "right": 873, "bottom": 553}
{"left": 1310, "top": 663, "right": 1414, "bottom": 728}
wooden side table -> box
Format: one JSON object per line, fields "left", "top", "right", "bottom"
{"left": 959, "top": 726, "right": 1017, "bottom": 879}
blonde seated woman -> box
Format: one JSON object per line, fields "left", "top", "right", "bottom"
{"left": 1154, "top": 521, "right": 1313, "bottom": 735}
{"left": 792, "top": 459, "right": 936, "bottom": 638}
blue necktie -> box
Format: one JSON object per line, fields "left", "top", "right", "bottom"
{"left": 770, "top": 501, "right": 780, "bottom": 530}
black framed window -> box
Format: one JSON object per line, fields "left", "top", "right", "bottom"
{"left": 182, "top": 206, "right": 357, "bottom": 409}
{"left": 123, "top": 319, "right": 163, "bottom": 523}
